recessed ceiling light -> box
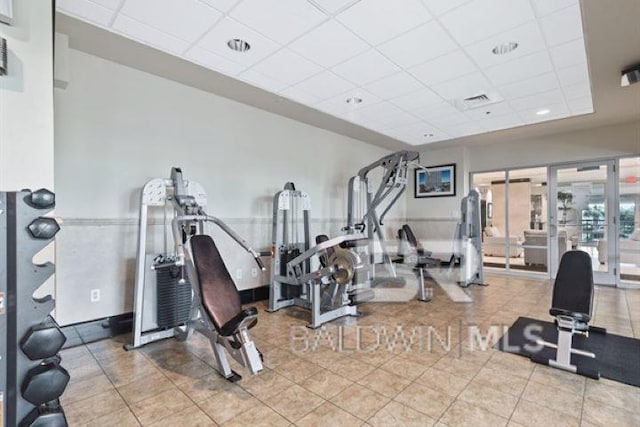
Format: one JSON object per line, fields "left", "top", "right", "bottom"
{"left": 536, "top": 108, "right": 551, "bottom": 116}
{"left": 492, "top": 42, "right": 518, "bottom": 55}
{"left": 346, "top": 97, "right": 362, "bottom": 104}
{"left": 227, "top": 39, "right": 251, "bottom": 52}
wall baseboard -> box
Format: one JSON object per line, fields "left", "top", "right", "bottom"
{"left": 60, "top": 285, "right": 271, "bottom": 348}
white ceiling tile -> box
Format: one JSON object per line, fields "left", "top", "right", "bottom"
{"left": 363, "top": 72, "right": 424, "bottom": 99}
{"left": 291, "top": 71, "right": 355, "bottom": 99}
{"left": 120, "top": 0, "right": 222, "bottom": 42}
{"left": 421, "top": 0, "right": 473, "bottom": 17}
{"left": 413, "top": 101, "right": 460, "bottom": 121}
{"left": 57, "top": 0, "right": 115, "bottom": 26}
{"left": 249, "top": 49, "right": 322, "bottom": 86}
{"left": 539, "top": 4, "right": 583, "bottom": 47}
{"left": 498, "top": 72, "right": 559, "bottom": 99}
{"left": 230, "top": 0, "right": 327, "bottom": 45}
{"left": 238, "top": 69, "right": 289, "bottom": 92}
{"left": 439, "top": 0, "right": 535, "bottom": 46}
{"left": 403, "top": 129, "right": 450, "bottom": 145}
{"left": 530, "top": 0, "right": 577, "bottom": 18}
{"left": 309, "top": 0, "right": 360, "bottom": 14}
{"left": 376, "top": 112, "right": 422, "bottom": 130}
{"left": 431, "top": 72, "right": 493, "bottom": 101}
{"left": 184, "top": 46, "right": 247, "bottom": 75}
{"left": 401, "top": 121, "right": 442, "bottom": 138}
{"left": 377, "top": 21, "right": 457, "bottom": 69}
{"left": 279, "top": 86, "right": 323, "bottom": 105}
{"left": 112, "top": 15, "right": 190, "bottom": 55}
{"left": 428, "top": 112, "right": 473, "bottom": 127}
{"left": 477, "top": 112, "right": 524, "bottom": 131}
{"left": 347, "top": 102, "right": 404, "bottom": 123}
{"left": 463, "top": 102, "right": 513, "bottom": 119}
{"left": 562, "top": 81, "right": 591, "bottom": 100}
{"left": 196, "top": 17, "right": 281, "bottom": 67}
{"left": 567, "top": 96, "right": 593, "bottom": 115}
{"left": 485, "top": 51, "right": 553, "bottom": 86}
{"left": 390, "top": 88, "right": 442, "bottom": 111}
{"left": 90, "top": 0, "right": 122, "bottom": 10}
{"left": 337, "top": 0, "right": 432, "bottom": 45}
{"left": 288, "top": 20, "right": 369, "bottom": 67}
{"left": 331, "top": 49, "right": 400, "bottom": 85}
{"left": 550, "top": 38, "right": 587, "bottom": 70}
{"left": 509, "top": 89, "right": 565, "bottom": 111}
{"left": 557, "top": 62, "right": 589, "bottom": 86}
{"left": 317, "top": 89, "right": 381, "bottom": 115}
{"left": 518, "top": 102, "right": 569, "bottom": 122}
{"left": 409, "top": 50, "right": 476, "bottom": 86}
{"left": 198, "top": 0, "right": 241, "bottom": 12}
{"left": 441, "top": 121, "right": 487, "bottom": 137}
{"left": 464, "top": 21, "right": 546, "bottom": 68}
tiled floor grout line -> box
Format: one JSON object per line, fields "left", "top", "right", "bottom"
{"left": 60, "top": 276, "right": 640, "bottom": 426}
{"left": 505, "top": 360, "right": 536, "bottom": 426}
{"left": 130, "top": 345, "right": 219, "bottom": 426}
{"left": 84, "top": 344, "right": 146, "bottom": 426}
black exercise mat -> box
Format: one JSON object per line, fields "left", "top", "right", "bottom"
{"left": 496, "top": 316, "right": 640, "bottom": 387}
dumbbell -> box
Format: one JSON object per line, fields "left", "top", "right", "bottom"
{"left": 20, "top": 316, "right": 67, "bottom": 360}
{"left": 21, "top": 360, "right": 70, "bottom": 406}
{"left": 19, "top": 401, "right": 68, "bottom": 427}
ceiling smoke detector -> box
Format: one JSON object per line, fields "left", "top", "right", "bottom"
{"left": 492, "top": 42, "right": 518, "bottom": 55}
{"left": 227, "top": 39, "right": 251, "bottom": 52}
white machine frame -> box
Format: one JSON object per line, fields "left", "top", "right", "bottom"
{"left": 125, "top": 168, "right": 264, "bottom": 381}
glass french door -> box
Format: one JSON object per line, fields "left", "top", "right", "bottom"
{"left": 549, "top": 160, "right": 617, "bottom": 285}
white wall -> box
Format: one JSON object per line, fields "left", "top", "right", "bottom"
{"left": 0, "top": 0, "right": 55, "bottom": 303}
{"left": 53, "top": 48, "right": 398, "bottom": 325}
{"left": 468, "top": 121, "right": 640, "bottom": 173}
{"left": 0, "top": 0, "right": 54, "bottom": 190}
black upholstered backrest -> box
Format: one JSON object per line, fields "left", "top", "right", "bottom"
{"left": 401, "top": 224, "right": 424, "bottom": 256}
{"left": 190, "top": 235, "right": 241, "bottom": 332}
{"left": 552, "top": 250, "right": 594, "bottom": 316}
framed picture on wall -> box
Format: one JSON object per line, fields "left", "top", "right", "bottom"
{"left": 415, "top": 164, "right": 456, "bottom": 198}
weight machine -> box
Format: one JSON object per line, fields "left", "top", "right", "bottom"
{"left": 450, "top": 189, "right": 488, "bottom": 287}
{"left": 268, "top": 183, "right": 373, "bottom": 328}
{"left": 345, "top": 151, "right": 434, "bottom": 293}
{"left": 126, "top": 168, "right": 265, "bottom": 381}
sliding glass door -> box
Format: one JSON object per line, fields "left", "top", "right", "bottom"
{"left": 472, "top": 167, "right": 548, "bottom": 276}
{"left": 548, "top": 160, "right": 616, "bottom": 285}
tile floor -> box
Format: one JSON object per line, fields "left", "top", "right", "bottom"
{"left": 60, "top": 274, "right": 640, "bottom": 426}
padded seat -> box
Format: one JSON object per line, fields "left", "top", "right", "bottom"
{"left": 191, "top": 235, "right": 257, "bottom": 336}
{"left": 549, "top": 308, "right": 591, "bottom": 324}
{"left": 550, "top": 250, "right": 594, "bottom": 321}
{"left": 398, "top": 225, "right": 438, "bottom": 268}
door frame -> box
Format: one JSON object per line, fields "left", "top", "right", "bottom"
{"left": 548, "top": 159, "right": 618, "bottom": 285}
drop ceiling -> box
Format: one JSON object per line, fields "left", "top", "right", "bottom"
{"left": 56, "top": 0, "right": 601, "bottom": 146}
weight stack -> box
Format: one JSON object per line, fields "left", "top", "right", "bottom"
{"left": 0, "top": 190, "right": 68, "bottom": 427}
{"left": 155, "top": 266, "right": 192, "bottom": 329}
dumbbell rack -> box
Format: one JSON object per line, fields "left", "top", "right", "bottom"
{"left": 0, "top": 190, "right": 69, "bottom": 426}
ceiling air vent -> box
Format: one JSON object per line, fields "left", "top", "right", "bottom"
{"left": 453, "top": 92, "right": 504, "bottom": 112}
